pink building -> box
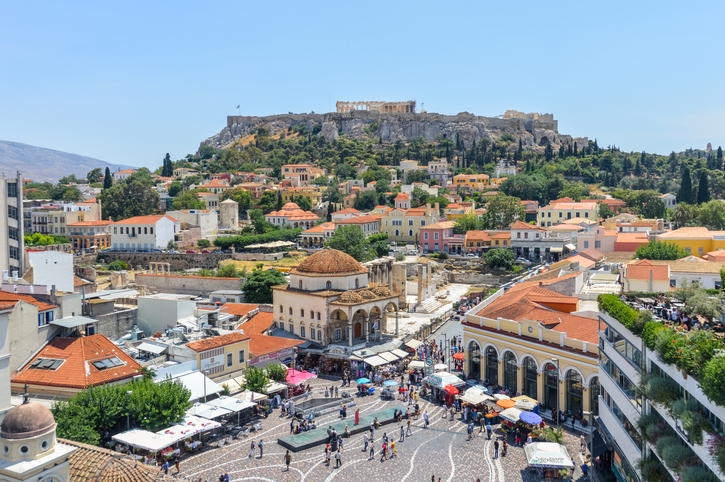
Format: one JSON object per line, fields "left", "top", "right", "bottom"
{"left": 419, "top": 221, "right": 463, "bottom": 255}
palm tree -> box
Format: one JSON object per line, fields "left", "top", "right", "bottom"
{"left": 673, "top": 203, "right": 695, "bottom": 228}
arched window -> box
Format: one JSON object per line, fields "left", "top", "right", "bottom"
{"left": 503, "top": 352, "right": 518, "bottom": 393}
{"left": 299, "top": 280, "right": 303, "bottom": 289}
{"left": 485, "top": 347, "right": 498, "bottom": 385}
{"left": 468, "top": 342, "right": 481, "bottom": 381}
{"left": 590, "top": 377, "right": 600, "bottom": 416}
{"left": 310, "top": 310, "right": 314, "bottom": 319}
{"left": 288, "top": 323, "right": 294, "bottom": 335}
{"left": 317, "top": 312, "right": 321, "bottom": 320}
{"left": 523, "top": 357, "right": 538, "bottom": 399}
{"left": 567, "top": 370, "right": 583, "bottom": 414}
{"left": 279, "top": 305, "right": 283, "bottom": 313}
{"left": 355, "top": 278, "right": 359, "bottom": 288}
{"left": 289, "top": 307, "right": 293, "bottom": 315}
{"left": 326, "top": 280, "right": 332, "bottom": 290}
{"left": 544, "top": 363, "right": 559, "bottom": 410}
{"left": 300, "top": 309, "right": 305, "bottom": 317}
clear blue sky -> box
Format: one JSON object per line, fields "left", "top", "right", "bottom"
{"left": 1, "top": 1, "right": 723, "bottom": 169}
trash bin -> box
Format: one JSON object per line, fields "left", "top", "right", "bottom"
{"left": 330, "top": 438, "right": 338, "bottom": 451}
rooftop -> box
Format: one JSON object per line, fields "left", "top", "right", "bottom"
{"left": 248, "top": 333, "right": 304, "bottom": 357}
{"left": 237, "top": 312, "right": 275, "bottom": 335}
{"left": 0, "top": 291, "right": 56, "bottom": 311}
{"left": 111, "top": 214, "right": 178, "bottom": 225}
{"left": 221, "top": 303, "right": 259, "bottom": 317}
{"left": 292, "top": 249, "right": 367, "bottom": 276}
{"left": 186, "top": 331, "right": 250, "bottom": 352}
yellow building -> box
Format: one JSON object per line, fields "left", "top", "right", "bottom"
{"left": 652, "top": 226, "right": 725, "bottom": 257}
{"left": 186, "top": 331, "right": 250, "bottom": 380}
{"left": 537, "top": 197, "right": 599, "bottom": 227}
{"left": 452, "top": 174, "right": 490, "bottom": 190}
{"left": 374, "top": 203, "right": 440, "bottom": 244}
{"left": 443, "top": 203, "right": 475, "bottom": 220}
{"left": 280, "top": 187, "right": 323, "bottom": 207}
{"left": 463, "top": 279, "right": 600, "bottom": 416}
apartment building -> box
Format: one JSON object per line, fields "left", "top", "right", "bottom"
{"left": 110, "top": 214, "right": 180, "bottom": 251}
{"left": 281, "top": 164, "right": 325, "bottom": 187}
{"left": 452, "top": 174, "right": 490, "bottom": 191}
{"left": 538, "top": 198, "right": 599, "bottom": 227}
{"left": 0, "top": 172, "right": 24, "bottom": 275}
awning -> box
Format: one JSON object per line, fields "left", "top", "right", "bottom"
{"left": 565, "top": 243, "right": 577, "bottom": 251}
{"left": 160, "top": 371, "right": 223, "bottom": 402}
{"left": 392, "top": 349, "right": 410, "bottom": 359}
{"left": 348, "top": 355, "right": 365, "bottom": 362}
{"left": 460, "top": 392, "right": 492, "bottom": 405}
{"left": 186, "top": 403, "right": 233, "bottom": 420}
{"left": 363, "top": 355, "right": 388, "bottom": 367}
{"left": 234, "top": 390, "right": 268, "bottom": 403}
{"left": 499, "top": 407, "right": 523, "bottom": 422}
{"left": 434, "top": 363, "right": 448, "bottom": 371}
{"left": 177, "top": 316, "right": 199, "bottom": 330}
{"left": 112, "top": 429, "right": 176, "bottom": 453}
{"left": 524, "top": 442, "right": 574, "bottom": 469}
{"left": 590, "top": 428, "right": 608, "bottom": 459}
{"left": 550, "top": 246, "right": 563, "bottom": 253}
{"left": 178, "top": 414, "right": 221, "bottom": 433}
{"left": 378, "top": 352, "right": 400, "bottom": 363}
{"left": 50, "top": 315, "right": 98, "bottom": 329}
{"left": 286, "top": 370, "right": 316, "bottom": 385}
{"left": 264, "top": 381, "right": 288, "bottom": 394}
{"left": 205, "top": 396, "right": 256, "bottom": 413}
{"left": 408, "top": 360, "right": 425, "bottom": 369}
{"left": 157, "top": 423, "right": 199, "bottom": 443}
{"left": 405, "top": 339, "right": 423, "bottom": 350}
{"left": 423, "top": 372, "right": 465, "bottom": 389}
{"left": 136, "top": 342, "right": 167, "bottom": 355}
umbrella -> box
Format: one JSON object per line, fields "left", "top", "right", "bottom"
{"left": 398, "top": 387, "right": 408, "bottom": 392}
{"left": 485, "top": 412, "right": 497, "bottom": 418}
{"left": 515, "top": 399, "right": 538, "bottom": 411}
{"left": 497, "top": 399, "right": 515, "bottom": 409}
{"left": 444, "top": 384, "right": 459, "bottom": 395}
{"left": 452, "top": 352, "right": 465, "bottom": 361}
{"left": 520, "top": 411, "right": 543, "bottom": 425}
{"left": 383, "top": 380, "right": 398, "bottom": 387}
{"left": 493, "top": 394, "right": 510, "bottom": 401}
{"left": 357, "top": 378, "right": 371, "bottom": 384}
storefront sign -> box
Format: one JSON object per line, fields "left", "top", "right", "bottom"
{"left": 200, "top": 354, "right": 223, "bottom": 371}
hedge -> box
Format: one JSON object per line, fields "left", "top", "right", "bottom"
{"left": 213, "top": 228, "right": 302, "bottom": 249}
{"left": 598, "top": 294, "right": 641, "bottom": 333}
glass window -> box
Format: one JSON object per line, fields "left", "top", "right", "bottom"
{"left": 334, "top": 328, "right": 341, "bottom": 341}
{"left": 566, "top": 370, "right": 583, "bottom": 414}
{"left": 544, "top": 363, "right": 559, "bottom": 409}
{"left": 318, "top": 329, "right": 322, "bottom": 341}
{"left": 300, "top": 326, "right": 306, "bottom": 338}
{"left": 485, "top": 347, "right": 498, "bottom": 385}
{"left": 226, "top": 353, "right": 233, "bottom": 367}
{"left": 503, "top": 352, "right": 518, "bottom": 393}
{"left": 523, "top": 357, "right": 538, "bottom": 399}
{"left": 468, "top": 342, "right": 481, "bottom": 381}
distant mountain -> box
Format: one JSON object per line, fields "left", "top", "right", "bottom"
{"left": 0, "top": 140, "right": 135, "bottom": 183}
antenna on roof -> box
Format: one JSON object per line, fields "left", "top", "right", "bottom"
{"left": 23, "top": 384, "right": 29, "bottom": 404}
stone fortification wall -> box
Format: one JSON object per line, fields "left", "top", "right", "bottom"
{"left": 135, "top": 274, "right": 243, "bottom": 296}
{"left": 97, "top": 252, "right": 231, "bottom": 270}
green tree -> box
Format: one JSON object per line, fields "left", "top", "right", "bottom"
{"left": 323, "top": 183, "right": 344, "bottom": 204}
{"left": 244, "top": 366, "right": 270, "bottom": 393}
{"left": 168, "top": 180, "right": 183, "bottom": 197}
{"left": 171, "top": 189, "right": 206, "bottom": 210}
{"left": 249, "top": 209, "right": 276, "bottom": 234}
{"left": 58, "top": 174, "right": 78, "bottom": 185}
{"left": 695, "top": 200, "right": 725, "bottom": 230}
{"left": 326, "top": 225, "right": 374, "bottom": 262}
{"left": 484, "top": 248, "right": 515, "bottom": 270}
{"left": 353, "top": 191, "right": 378, "bottom": 211}
{"left": 257, "top": 190, "right": 279, "bottom": 213}
{"left": 453, "top": 213, "right": 484, "bottom": 234}
{"left": 677, "top": 166, "right": 693, "bottom": 204}
{"left": 294, "top": 196, "right": 312, "bottom": 212}
{"left": 597, "top": 201, "right": 616, "bottom": 220}
{"left": 103, "top": 167, "right": 113, "bottom": 189}
{"left": 99, "top": 170, "right": 160, "bottom": 221}
{"left": 634, "top": 241, "right": 687, "bottom": 260}
{"left": 673, "top": 203, "right": 698, "bottom": 228}
{"left": 220, "top": 187, "right": 253, "bottom": 213}
{"left": 162, "top": 153, "right": 173, "bottom": 177}
{"left": 87, "top": 168, "right": 103, "bottom": 183}
{"left": 266, "top": 362, "right": 288, "bottom": 383}
{"left": 411, "top": 187, "right": 430, "bottom": 208}
{"left": 107, "top": 260, "right": 129, "bottom": 271}
{"left": 241, "top": 269, "right": 287, "bottom": 303}
{"left": 216, "top": 263, "right": 240, "bottom": 278}
{"left": 697, "top": 170, "right": 710, "bottom": 204}
{"left": 481, "top": 193, "right": 524, "bottom": 229}
{"left": 197, "top": 239, "right": 211, "bottom": 248}
{"left": 312, "top": 176, "right": 329, "bottom": 186}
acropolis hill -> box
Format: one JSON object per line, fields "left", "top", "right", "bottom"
{"left": 200, "top": 102, "right": 588, "bottom": 151}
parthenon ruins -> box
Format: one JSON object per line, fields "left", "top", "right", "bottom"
{"left": 336, "top": 100, "right": 416, "bottom": 114}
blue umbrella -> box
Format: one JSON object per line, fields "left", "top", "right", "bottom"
{"left": 520, "top": 411, "right": 542, "bottom": 425}
{"left": 383, "top": 380, "right": 398, "bottom": 386}
{"left": 357, "top": 378, "right": 371, "bottom": 384}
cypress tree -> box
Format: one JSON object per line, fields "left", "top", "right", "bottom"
{"left": 573, "top": 142, "right": 578, "bottom": 157}
{"left": 697, "top": 170, "right": 710, "bottom": 204}
{"left": 677, "top": 166, "right": 693, "bottom": 204}
{"left": 276, "top": 190, "right": 283, "bottom": 210}
{"left": 103, "top": 167, "right": 112, "bottom": 189}
{"left": 559, "top": 145, "right": 565, "bottom": 159}
{"left": 718, "top": 146, "right": 723, "bottom": 169}
{"left": 544, "top": 142, "right": 554, "bottom": 162}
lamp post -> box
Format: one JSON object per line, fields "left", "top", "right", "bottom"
{"left": 442, "top": 333, "right": 449, "bottom": 371}
{"left": 126, "top": 390, "right": 133, "bottom": 431}
{"left": 551, "top": 358, "right": 559, "bottom": 428}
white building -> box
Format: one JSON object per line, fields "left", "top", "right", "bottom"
{"left": 112, "top": 168, "right": 137, "bottom": 182}
{"left": 25, "top": 250, "right": 74, "bottom": 293}
{"left": 0, "top": 172, "right": 24, "bottom": 276}
{"left": 166, "top": 209, "right": 218, "bottom": 238}
{"left": 219, "top": 199, "right": 239, "bottom": 230}
{"left": 137, "top": 293, "right": 197, "bottom": 335}
{"left": 427, "top": 160, "right": 450, "bottom": 186}
{"left": 110, "top": 214, "right": 180, "bottom": 251}
{"left": 660, "top": 193, "right": 677, "bottom": 209}
{"left": 494, "top": 160, "right": 517, "bottom": 178}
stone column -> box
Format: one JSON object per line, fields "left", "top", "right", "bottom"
{"left": 364, "top": 317, "right": 369, "bottom": 343}
{"left": 417, "top": 264, "right": 423, "bottom": 303}
{"left": 536, "top": 370, "right": 545, "bottom": 403}
{"left": 497, "top": 359, "right": 504, "bottom": 386}
{"left": 582, "top": 385, "right": 591, "bottom": 413}
{"left": 516, "top": 363, "right": 524, "bottom": 396}
{"left": 348, "top": 324, "right": 353, "bottom": 347}
{"left": 559, "top": 376, "right": 566, "bottom": 414}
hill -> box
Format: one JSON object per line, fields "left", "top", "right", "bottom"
{"left": 0, "top": 140, "right": 134, "bottom": 183}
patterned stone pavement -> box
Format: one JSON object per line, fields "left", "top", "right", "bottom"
{"left": 177, "top": 378, "right": 591, "bottom": 482}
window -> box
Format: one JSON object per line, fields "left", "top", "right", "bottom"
{"left": 524, "top": 233, "right": 528, "bottom": 239}
{"left": 547, "top": 212, "right": 551, "bottom": 218}
{"left": 408, "top": 220, "right": 413, "bottom": 226}
{"left": 227, "top": 353, "right": 233, "bottom": 367}
{"left": 317, "top": 312, "right": 321, "bottom": 320}
{"left": 280, "top": 305, "right": 283, "bottom": 313}
{"left": 434, "top": 233, "right": 439, "bottom": 240}
{"left": 309, "top": 328, "right": 315, "bottom": 340}
{"left": 576, "top": 212, "right": 580, "bottom": 218}
{"left": 595, "top": 241, "right": 601, "bottom": 249}
{"left": 355, "top": 278, "right": 359, "bottom": 288}
{"left": 300, "top": 309, "right": 305, "bottom": 317}
{"left": 326, "top": 281, "right": 332, "bottom": 290}
{"left": 9, "top": 246, "right": 19, "bottom": 260}
{"left": 144, "top": 227, "right": 148, "bottom": 234}
{"left": 395, "top": 229, "right": 399, "bottom": 236}
{"left": 334, "top": 328, "right": 341, "bottom": 341}
{"left": 289, "top": 307, "right": 293, "bottom": 315}
{"left": 300, "top": 326, "right": 306, "bottom": 338}
{"left": 91, "top": 357, "right": 125, "bottom": 370}
{"left": 685, "top": 247, "right": 691, "bottom": 254}
{"left": 299, "top": 280, "right": 303, "bottom": 289}
{"left": 585, "top": 212, "right": 589, "bottom": 218}
{"left": 558, "top": 212, "right": 562, "bottom": 218}
{"left": 29, "top": 358, "right": 64, "bottom": 370}
{"left": 517, "top": 232, "right": 521, "bottom": 239}
{"left": 150, "top": 227, "right": 154, "bottom": 234}
{"left": 698, "top": 247, "right": 704, "bottom": 255}
{"left": 583, "top": 241, "right": 589, "bottom": 248}
{"left": 279, "top": 322, "right": 285, "bottom": 331}
{"left": 409, "top": 230, "right": 413, "bottom": 237}
{"left": 8, "top": 206, "right": 17, "bottom": 220}
{"left": 289, "top": 324, "right": 294, "bottom": 334}
{"left": 239, "top": 349, "right": 246, "bottom": 363}
{"left": 424, "top": 232, "right": 429, "bottom": 240}
{"left": 7, "top": 182, "right": 17, "bottom": 197}
{"left": 420, "top": 220, "right": 426, "bottom": 226}
{"left": 318, "top": 329, "right": 322, "bottom": 340}
{"left": 310, "top": 310, "right": 314, "bottom": 319}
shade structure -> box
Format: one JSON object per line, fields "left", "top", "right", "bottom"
{"left": 356, "top": 377, "right": 371, "bottom": 384}
{"left": 499, "top": 407, "right": 523, "bottom": 422}
{"left": 524, "top": 442, "right": 574, "bottom": 469}
{"left": 485, "top": 412, "right": 497, "bottom": 418}
{"left": 452, "top": 352, "right": 465, "bottom": 361}
{"left": 112, "top": 429, "right": 176, "bottom": 453}
{"left": 465, "top": 387, "right": 489, "bottom": 397}
{"left": 423, "top": 372, "right": 465, "bottom": 389}
{"left": 205, "top": 396, "right": 256, "bottom": 413}
{"left": 434, "top": 364, "right": 448, "bottom": 371}
{"left": 405, "top": 339, "right": 423, "bottom": 349}
{"left": 408, "top": 360, "right": 425, "bottom": 369}
{"left": 286, "top": 370, "right": 316, "bottom": 385}
{"left": 378, "top": 352, "right": 400, "bottom": 363}
{"left": 514, "top": 397, "right": 538, "bottom": 411}
{"left": 187, "top": 402, "right": 233, "bottom": 420}
{"left": 496, "top": 399, "right": 516, "bottom": 409}
{"left": 519, "top": 411, "right": 543, "bottom": 425}
{"left": 444, "top": 384, "right": 459, "bottom": 395}
{"left": 180, "top": 414, "right": 221, "bottom": 432}
{"left": 392, "top": 349, "right": 410, "bottom": 359}
{"left": 157, "top": 424, "right": 198, "bottom": 444}
{"left": 460, "top": 392, "right": 491, "bottom": 405}
{"left": 383, "top": 380, "right": 399, "bottom": 387}
{"left": 484, "top": 401, "right": 503, "bottom": 413}
{"left": 493, "top": 394, "right": 510, "bottom": 401}
{"left": 363, "top": 355, "right": 388, "bottom": 367}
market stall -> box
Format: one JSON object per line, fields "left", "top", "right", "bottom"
{"left": 499, "top": 407, "right": 523, "bottom": 423}
{"left": 524, "top": 442, "right": 575, "bottom": 481}
{"left": 512, "top": 395, "right": 539, "bottom": 412}
{"left": 408, "top": 360, "right": 425, "bottom": 369}
{"left": 112, "top": 429, "right": 176, "bottom": 454}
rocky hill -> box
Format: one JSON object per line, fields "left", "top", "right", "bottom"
{"left": 0, "top": 141, "right": 134, "bottom": 183}
{"left": 201, "top": 110, "right": 589, "bottom": 151}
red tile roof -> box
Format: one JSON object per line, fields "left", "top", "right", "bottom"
{"left": 336, "top": 215, "right": 381, "bottom": 224}
{"left": 0, "top": 291, "right": 56, "bottom": 311}
{"left": 510, "top": 220, "right": 546, "bottom": 231}
{"left": 248, "top": 333, "right": 304, "bottom": 357}
{"left": 237, "top": 312, "right": 275, "bottom": 335}
{"left": 222, "top": 303, "right": 259, "bottom": 317}
{"left": 66, "top": 220, "right": 112, "bottom": 226}
{"left": 334, "top": 208, "right": 361, "bottom": 215}
{"left": 11, "top": 334, "right": 141, "bottom": 389}
{"left": 186, "top": 331, "right": 250, "bottom": 352}
{"left": 625, "top": 259, "right": 670, "bottom": 281}
{"left": 111, "top": 214, "right": 178, "bottom": 225}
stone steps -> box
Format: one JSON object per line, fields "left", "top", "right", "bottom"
{"left": 416, "top": 298, "right": 442, "bottom": 314}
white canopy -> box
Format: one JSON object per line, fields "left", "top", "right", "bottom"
{"left": 493, "top": 394, "right": 510, "bottom": 401}
{"left": 235, "top": 390, "right": 268, "bottom": 403}
{"left": 178, "top": 414, "right": 221, "bottom": 433}
{"left": 157, "top": 424, "right": 198, "bottom": 443}
{"left": 136, "top": 342, "right": 167, "bottom": 355}
{"left": 408, "top": 360, "right": 425, "bottom": 369}
{"left": 392, "top": 349, "right": 410, "bottom": 359}
{"left": 364, "top": 355, "right": 388, "bottom": 367}
{"left": 205, "top": 396, "right": 256, "bottom": 413}
{"left": 499, "top": 407, "right": 523, "bottom": 422}
{"left": 378, "top": 352, "right": 400, "bottom": 363}
{"left": 524, "top": 442, "right": 575, "bottom": 469}
{"left": 434, "top": 363, "right": 448, "bottom": 372}
{"left": 187, "top": 402, "right": 233, "bottom": 420}
{"left": 513, "top": 395, "right": 538, "bottom": 411}
{"left": 112, "top": 429, "right": 176, "bottom": 452}
{"left": 460, "top": 392, "right": 492, "bottom": 405}
{"left": 264, "top": 381, "right": 288, "bottom": 394}
{"left": 405, "top": 339, "right": 423, "bottom": 349}
{"left": 423, "top": 372, "right": 466, "bottom": 389}
{"left": 160, "top": 371, "right": 223, "bottom": 402}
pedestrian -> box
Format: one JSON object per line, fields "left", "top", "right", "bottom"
{"left": 325, "top": 446, "right": 331, "bottom": 466}
{"left": 399, "top": 425, "right": 405, "bottom": 442}
{"left": 369, "top": 442, "right": 375, "bottom": 460}
{"left": 224, "top": 472, "right": 229, "bottom": 482}
{"left": 335, "top": 386, "right": 339, "bottom": 397}
{"left": 380, "top": 442, "right": 388, "bottom": 462}
{"left": 354, "top": 408, "right": 360, "bottom": 426}
{"left": 283, "top": 450, "right": 292, "bottom": 471}
{"left": 431, "top": 474, "right": 436, "bottom": 482}
{"left": 502, "top": 438, "right": 508, "bottom": 457}
{"left": 370, "top": 422, "right": 375, "bottom": 440}
{"left": 467, "top": 422, "right": 473, "bottom": 440}
{"left": 258, "top": 439, "right": 264, "bottom": 458}
{"left": 515, "top": 428, "right": 521, "bottom": 446}
{"left": 406, "top": 419, "right": 412, "bottom": 437}
{"left": 290, "top": 419, "right": 295, "bottom": 434}
{"left": 175, "top": 457, "right": 180, "bottom": 473}
{"left": 363, "top": 432, "right": 369, "bottom": 451}
{"left": 335, "top": 449, "right": 342, "bottom": 468}
{"left": 391, "top": 439, "right": 397, "bottom": 458}
{"left": 486, "top": 422, "right": 493, "bottom": 440}
{"left": 494, "top": 439, "right": 499, "bottom": 459}
{"left": 161, "top": 460, "right": 169, "bottom": 475}
{"left": 249, "top": 440, "right": 255, "bottom": 458}
{"left": 424, "top": 410, "right": 429, "bottom": 428}
{"left": 526, "top": 433, "right": 532, "bottom": 445}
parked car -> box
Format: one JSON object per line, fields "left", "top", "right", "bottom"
{"left": 201, "top": 249, "right": 211, "bottom": 254}
{"left": 186, "top": 250, "right": 197, "bottom": 254}
{"left": 466, "top": 253, "right": 477, "bottom": 258}
{"left": 516, "top": 257, "right": 533, "bottom": 266}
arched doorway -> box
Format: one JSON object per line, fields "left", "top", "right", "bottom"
{"left": 589, "top": 376, "right": 600, "bottom": 416}
{"left": 523, "top": 357, "right": 538, "bottom": 399}
{"left": 468, "top": 342, "right": 481, "bottom": 381}
{"left": 544, "top": 363, "right": 559, "bottom": 410}
{"left": 567, "top": 370, "right": 583, "bottom": 415}
{"left": 354, "top": 322, "right": 362, "bottom": 338}
{"left": 503, "top": 351, "right": 518, "bottom": 393}
{"left": 485, "top": 347, "right": 498, "bottom": 385}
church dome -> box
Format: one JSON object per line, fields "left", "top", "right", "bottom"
{"left": 1, "top": 402, "right": 56, "bottom": 440}
{"left": 295, "top": 249, "right": 366, "bottom": 275}
{"left": 282, "top": 202, "right": 300, "bottom": 210}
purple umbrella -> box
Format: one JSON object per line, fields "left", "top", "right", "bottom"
{"left": 520, "top": 411, "right": 542, "bottom": 425}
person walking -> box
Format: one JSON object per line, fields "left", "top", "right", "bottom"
{"left": 249, "top": 440, "right": 256, "bottom": 458}
{"left": 258, "top": 439, "right": 264, "bottom": 458}
{"left": 406, "top": 419, "right": 412, "bottom": 437}
{"left": 174, "top": 457, "right": 180, "bottom": 473}
{"left": 581, "top": 434, "right": 587, "bottom": 454}
{"left": 283, "top": 450, "right": 292, "bottom": 471}
{"left": 363, "top": 432, "right": 369, "bottom": 451}
{"left": 335, "top": 449, "right": 342, "bottom": 468}
{"left": 526, "top": 433, "right": 533, "bottom": 445}
{"left": 494, "top": 439, "right": 500, "bottom": 459}
{"left": 391, "top": 439, "right": 397, "bottom": 458}
{"left": 502, "top": 438, "right": 508, "bottom": 457}
{"left": 515, "top": 428, "right": 521, "bottom": 446}
{"left": 380, "top": 442, "right": 388, "bottom": 462}
{"left": 368, "top": 441, "right": 375, "bottom": 460}
{"left": 354, "top": 408, "right": 360, "bottom": 426}
{"left": 467, "top": 422, "right": 473, "bottom": 440}
{"left": 423, "top": 410, "right": 429, "bottom": 428}
{"left": 161, "top": 460, "right": 169, "bottom": 475}
{"left": 486, "top": 422, "right": 493, "bottom": 440}
{"left": 370, "top": 421, "right": 375, "bottom": 441}
{"left": 399, "top": 425, "right": 405, "bottom": 442}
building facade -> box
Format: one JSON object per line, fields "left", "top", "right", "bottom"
{"left": 66, "top": 220, "right": 112, "bottom": 251}
{"left": 0, "top": 172, "right": 24, "bottom": 275}
{"left": 281, "top": 164, "right": 325, "bottom": 187}
{"left": 419, "top": 221, "right": 463, "bottom": 254}
{"left": 110, "top": 214, "right": 180, "bottom": 251}
{"left": 538, "top": 198, "right": 599, "bottom": 227}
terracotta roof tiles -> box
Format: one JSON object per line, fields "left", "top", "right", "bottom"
{"left": 0, "top": 291, "right": 56, "bottom": 311}
{"left": 248, "top": 333, "right": 304, "bottom": 357}
{"left": 222, "top": 303, "right": 259, "bottom": 317}
{"left": 293, "top": 249, "right": 366, "bottom": 276}
{"left": 111, "top": 215, "right": 178, "bottom": 225}
{"left": 237, "top": 312, "right": 275, "bottom": 335}
{"left": 186, "top": 332, "right": 249, "bottom": 352}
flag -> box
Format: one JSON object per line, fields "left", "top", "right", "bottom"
{"left": 236, "top": 105, "right": 240, "bottom": 109}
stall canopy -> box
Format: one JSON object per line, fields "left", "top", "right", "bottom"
{"left": 112, "top": 429, "right": 176, "bottom": 453}
{"left": 459, "top": 392, "right": 492, "bottom": 405}
{"left": 524, "top": 442, "right": 575, "bottom": 469}
{"left": 157, "top": 424, "right": 198, "bottom": 443}
{"left": 235, "top": 390, "right": 268, "bottom": 403}
{"left": 434, "top": 364, "right": 448, "bottom": 372}
{"left": 264, "top": 381, "right": 288, "bottom": 394}
{"left": 378, "top": 352, "right": 400, "bottom": 363}
{"left": 405, "top": 339, "right": 423, "bottom": 350}
{"left": 136, "top": 342, "right": 167, "bottom": 355}
{"left": 519, "top": 411, "right": 542, "bottom": 425}
{"left": 408, "top": 360, "right": 425, "bottom": 369}
{"left": 513, "top": 395, "right": 538, "bottom": 411}
{"left": 162, "top": 371, "right": 223, "bottom": 402}
{"left": 179, "top": 414, "right": 221, "bottom": 433}
{"left": 392, "top": 349, "right": 410, "bottom": 359}
{"left": 565, "top": 243, "right": 577, "bottom": 251}
{"left": 187, "top": 402, "right": 233, "bottom": 420}
{"left": 423, "top": 372, "right": 465, "bottom": 389}
{"left": 550, "top": 246, "right": 564, "bottom": 254}
{"left": 363, "top": 355, "right": 387, "bottom": 367}
{"left": 286, "top": 370, "right": 316, "bottom": 385}
{"left": 205, "top": 396, "right": 256, "bottom": 413}
{"left": 499, "top": 407, "right": 523, "bottom": 422}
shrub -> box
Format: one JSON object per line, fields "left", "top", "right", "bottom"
{"left": 655, "top": 435, "right": 681, "bottom": 456}
{"left": 213, "top": 228, "right": 302, "bottom": 249}
{"left": 266, "top": 362, "right": 288, "bottom": 383}
{"left": 395, "top": 253, "right": 405, "bottom": 261}
{"left": 437, "top": 252, "right": 449, "bottom": 260}
{"left": 701, "top": 354, "right": 725, "bottom": 406}
{"left": 107, "top": 260, "right": 128, "bottom": 271}
{"left": 197, "top": 239, "right": 211, "bottom": 248}
{"left": 598, "top": 294, "right": 641, "bottom": 333}
{"left": 643, "top": 375, "right": 680, "bottom": 408}
{"left": 641, "top": 321, "right": 666, "bottom": 350}
{"left": 707, "top": 434, "right": 725, "bottom": 474}
{"left": 679, "top": 465, "right": 716, "bottom": 482}
{"left": 660, "top": 444, "right": 692, "bottom": 470}
{"left": 637, "top": 457, "right": 669, "bottom": 482}
{"left": 654, "top": 328, "right": 686, "bottom": 365}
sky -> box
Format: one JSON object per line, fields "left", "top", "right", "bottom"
{"left": 1, "top": 1, "right": 724, "bottom": 169}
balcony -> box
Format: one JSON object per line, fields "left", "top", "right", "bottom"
{"left": 598, "top": 396, "right": 642, "bottom": 469}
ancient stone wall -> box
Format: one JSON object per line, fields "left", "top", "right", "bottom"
{"left": 135, "top": 273, "right": 243, "bottom": 296}
{"left": 336, "top": 100, "right": 416, "bottom": 114}
{"left": 96, "top": 252, "right": 231, "bottom": 270}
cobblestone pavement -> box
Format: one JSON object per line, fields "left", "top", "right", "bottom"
{"left": 178, "top": 375, "right": 591, "bottom": 482}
